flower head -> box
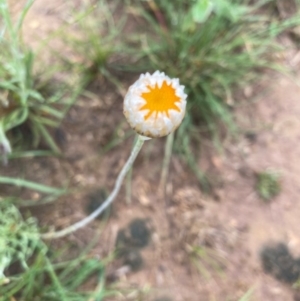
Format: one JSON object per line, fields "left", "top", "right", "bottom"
{"left": 123, "top": 71, "right": 187, "bottom": 138}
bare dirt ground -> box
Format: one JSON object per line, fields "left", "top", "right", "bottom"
{"left": 3, "top": 1, "right": 300, "bottom": 301}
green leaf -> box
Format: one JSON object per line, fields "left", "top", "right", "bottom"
{"left": 191, "top": 0, "right": 214, "bottom": 23}
{"left": 213, "top": 0, "right": 249, "bottom": 22}
{"left": 0, "top": 176, "right": 66, "bottom": 195}
{"left": 28, "top": 89, "right": 44, "bottom": 102}
{"left": 2, "top": 107, "right": 28, "bottom": 131}
{"left": 0, "top": 81, "right": 17, "bottom": 91}
{"left": 38, "top": 105, "right": 64, "bottom": 119}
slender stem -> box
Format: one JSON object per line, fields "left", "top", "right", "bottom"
{"left": 159, "top": 131, "right": 174, "bottom": 193}
{"left": 125, "top": 167, "right": 132, "bottom": 205}
{"left": 41, "top": 135, "right": 146, "bottom": 239}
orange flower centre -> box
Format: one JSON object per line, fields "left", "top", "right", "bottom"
{"left": 139, "top": 81, "right": 181, "bottom": 120}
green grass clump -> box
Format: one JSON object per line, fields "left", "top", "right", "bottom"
{"left": 0, "top": 200, "right": 114, "bottom": 301}
{"left": 0, "top": 0, "right": 68, "bottom": 161}
{"left": 65, "top": 0, "right": 126, "bottom": 92}
{"left": 124, "top": 0, "right": 299, "bottom": 139}
{"left": 256, "top": 170, "right": 281, "bottom": 201}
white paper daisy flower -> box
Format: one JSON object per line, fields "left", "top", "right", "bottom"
{"left": 123, "top": 71, "right": 187, "bottom": 138}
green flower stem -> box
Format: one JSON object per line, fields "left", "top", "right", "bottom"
{"left": 41, "top": 134, "right": 146, "bottom": 240}
{"left": 159, "top": 131, "right": 174, "bottom": 193}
